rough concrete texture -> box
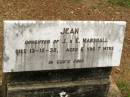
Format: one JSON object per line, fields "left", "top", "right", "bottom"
{"left": 0, "top": 80, "right": 121, "bottom": 97}
{"left": 5, "top": 78, "right": 122, "bottom": 97}
{"left": 0, "top": 69, "right": 122, "bottom": 97}
{"left": 7, "top": 80, "right": 109, "bottom": 97}
{"left": 4, "top": 68, "right": 111, "bottom": 97}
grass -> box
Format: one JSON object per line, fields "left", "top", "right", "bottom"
{"left": 127, "top": 93, "right": 130, "bottom": 97}
{"left": 108, "top": 0, "right": 130, "bottom": 7}
{"left": 117, "top": 79, "right": 130, "bottom": 97}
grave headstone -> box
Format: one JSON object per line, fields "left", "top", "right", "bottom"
{"left": 3, "top": 21, "right": 126, "bottom": 97}
{"left": 3, "top": 21, "right": 126, "bottom": 72}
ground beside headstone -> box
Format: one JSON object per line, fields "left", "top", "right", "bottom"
{"left": 0, "top": 81, "right": 2, "bottom": 97}
{"left": 1, "top": 1, "right": 130, "bottom": 97}
{"left": 107, "top": 77, "right": 122, "bottom": 97}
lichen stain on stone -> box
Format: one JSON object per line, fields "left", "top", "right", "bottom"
{"left": 4, "top": 53, "right": 9, "bottom": 62}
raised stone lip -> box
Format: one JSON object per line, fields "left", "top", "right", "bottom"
{"left": 4, "top": 20, "right": 126, "bottom": 25}
{"left": 8, "top": 79, "right": 109, "bottom": 91}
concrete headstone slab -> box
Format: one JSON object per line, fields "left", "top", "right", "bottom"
{"left": 3, "top": 21, "right": 126, "bottom": 72}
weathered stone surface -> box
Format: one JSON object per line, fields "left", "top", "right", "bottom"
{"left": 5, "top": 76, "right": 121, "bottom": 97}
{"left": 6, "top": 67, "right": 112, "bottom": 83}
{"left": 3, "top": 21, "right": 126, "bottom": 72}
{"left": 4, "top": 68, "right": 112, "bottom": 97}
{"left": 7, "top": 79, "right": 110, "bottom": 97}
